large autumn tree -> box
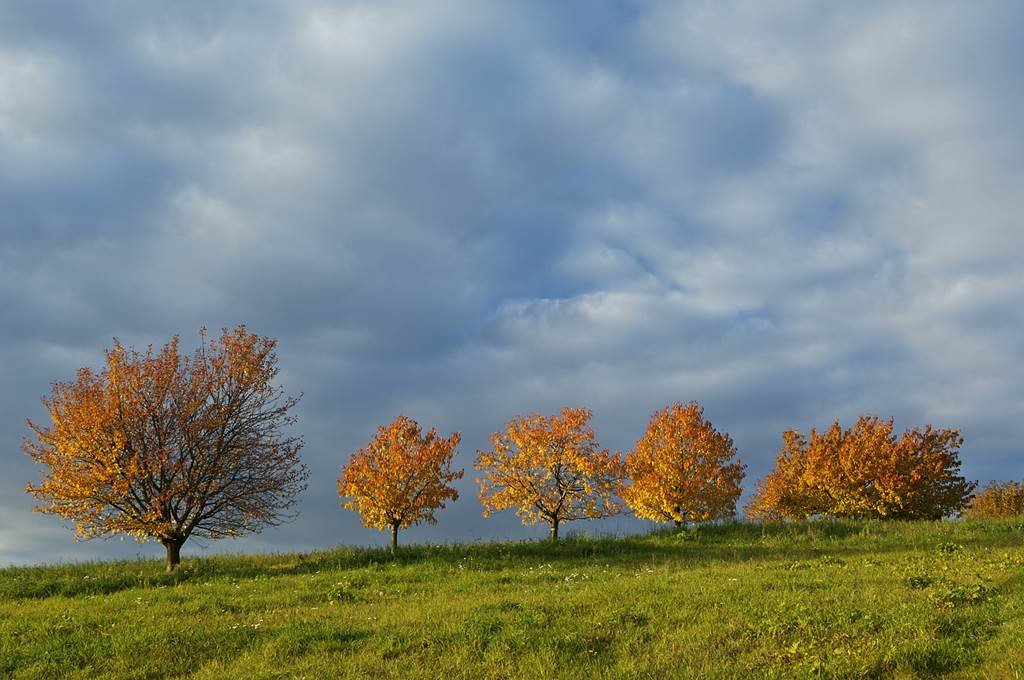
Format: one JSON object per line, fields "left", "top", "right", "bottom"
{"left": 623, "top": 402, "right": 745, "bottom": 527}
{"left": 747, "top": 416, "right": 975, "bottom": 520}
{"left": 24, "top": 326, "right": 308, "bottom": 572}
{"left": 338, "top": 415, "right": 462, "bottom": 550}
{"left": 476, "top": 407, "right": 625, "bottom": 541}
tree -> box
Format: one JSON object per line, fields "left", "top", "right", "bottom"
{"left": 24, "top": 326, "right": 307, "bottom": 572}
{"left": 338, "top": 415, "right": 462, "bottom": 551}
{"left": 747, "top": 416, "right": 975, "bottom": 520}
{"left": 745, "top": 430, "right": 831, "bottom": 521}
{"left": 964, "top": 480, "right": 1024, "bottom": 519}
{"left": 476, "top": 407, "right": 625, "bottom": 541}
{"left": 623, "top": 402, "right": 745, "bottom": 527}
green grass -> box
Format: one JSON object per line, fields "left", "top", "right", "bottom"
{"left": 2, "top": 520, "right": 1023, "bottom": 679}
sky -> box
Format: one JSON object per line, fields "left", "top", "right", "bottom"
{"left": 2, "top": 0, "right": 1022, "bottom": 566}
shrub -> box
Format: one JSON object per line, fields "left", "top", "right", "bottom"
{"left": 963, "top": 480, "right": 1024, "bottom": 519}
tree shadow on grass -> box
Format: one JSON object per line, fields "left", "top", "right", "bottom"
{"left": 3, "top": 519, "right": 1021, "bottom": 600}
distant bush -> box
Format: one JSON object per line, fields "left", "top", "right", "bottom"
{"left": 964, "top": 480, "right": 1024, "bottom": 519}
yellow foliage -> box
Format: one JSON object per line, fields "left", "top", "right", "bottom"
{"left": 747, "top": 416, "right": 975, "bottom": 520}
{"left": 623, "top": 402, "right": 744, "bottom": 525}
{"left": 23, "top": 326, "right": 307, "bottom": 564}
{"left": 338, "top": 415, "right": 462, "bottom": 546}
{"left": 475, "top": 407, "right": 625, "bottom": 540}
{"left": 964, "top": 480, "right": 1024, "bottom": 519}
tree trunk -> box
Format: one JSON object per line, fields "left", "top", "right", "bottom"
{"left": 390, "top": 524, "right": 399, "bottom": 552}
{"left": 674, "top": 507, "right": 683, "bottom": 529}
{"left": 548, "top": 517, "right": 559, "bottom": 542}
{"left": 163, "top": 539, "right": 183, "bottom": 573}
{"left": 674, "top": 519, "right": 683, "bottom": 529}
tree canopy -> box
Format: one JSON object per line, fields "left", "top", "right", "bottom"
{"left": 338, "top": 415, "right": 462, "bottom": 550}
{"left": 624, "top": 402, "right": 745, "bottom": 527}
{"left": 24, "top": 326, "right": 307, "bottom": 571}
{"left": 476, "top": 407, "right": 625, "bottom": 541}
{"left": 747, "top": 416, "right": 975, "bottom": 520}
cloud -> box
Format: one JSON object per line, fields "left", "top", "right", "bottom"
{"left": 1, "top": 0, "right": 1022, "bottom": 565}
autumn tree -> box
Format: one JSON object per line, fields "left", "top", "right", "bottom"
{"left": 747, "top": 416, "right": 975, "bottom": 520}
{"left": 476, "top": 407, "right": 625, "bottom": 541}
{"left": 24, "top": 326, "right": 308, "bottom": 572}
{"left": 338, "top": 415, "right": 462, "bottom": 550}
{"left": 744, "top": 430, "right": 831, "bottom": 521}
{"left": 964, "top": 480, "right": 1024, "bottom": 519}
{"left": 623, "top": 402, "right": 745, "bottom": 527}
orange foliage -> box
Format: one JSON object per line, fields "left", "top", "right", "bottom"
{"left": 475, "top": 407, "right": 625, "bottom": 541}
{"left": 747, "top": 416, "right": 975, "bottom": 520}
{"left": 338, "top": 415, "right": 462, "bottom": 549}
{"left": 24, "top": 326, "right": 307, "bottom": 571}
{"left": 623, "top": 402, "right": 745, "bottom": 526}
{"left": 744, "top": 430, "right": 830, "bottom": 521}
{"left": 964, "top": 480, "right": 1024, "bottom": 519}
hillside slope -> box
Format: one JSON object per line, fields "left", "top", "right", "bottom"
{"left": 2, "top": 520, "right": 1023, "bottom": 678}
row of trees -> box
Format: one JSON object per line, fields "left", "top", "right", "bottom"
{"left": 339, "top": 403, "right": 745, "bottom": 549}
{"left": 23, "top": 327, "right": 1005, "bottom": 573}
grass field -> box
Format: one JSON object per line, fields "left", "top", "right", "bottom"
{"left": 2, "top": 519, "right": 1023, "bottom": 679}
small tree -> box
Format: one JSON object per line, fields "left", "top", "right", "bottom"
{"left": 964, "top": 480, "right": 1024, "bottom": 519}
{"left": 623, "top": 402, "right": 745, "bottom": 527}
{"left": 476, "top": 407, "right": 624, "bottom": 541}
{"left": 24, "top": 326, "right": 308, "bottom": 572}
{"left": 338, "top": 415, "right": 462, "bottom": 551}
{"left": 747, "top": 416, "right": 975, "bottom": 520}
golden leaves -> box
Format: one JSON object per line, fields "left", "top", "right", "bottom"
{"left": 623, "top": 402, "right": 745, "bottom": 525}
{"left": 24, "top": 325, "right": 307, "bottom": 548}
{"left": 747, "top": 416, "right": 975, "bottom": 520}
{"left": 474, "top": 407, "right": 625, "bottom": 538}
{"left": 30, "top": 325, "right": 985, "bottom": 559}
{"left": 338, "top": 415, "right": 463, "bottom": 535}
{"left": 963, "top": 480, "right": 1024, "bottom": 519}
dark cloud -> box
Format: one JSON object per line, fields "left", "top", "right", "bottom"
{"left": 2, "top": 0, "right": 1022, "bottom": 564}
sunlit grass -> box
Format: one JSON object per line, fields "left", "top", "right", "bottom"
{"left": 2, "top": 519, "right": 1023, "bottom": 678}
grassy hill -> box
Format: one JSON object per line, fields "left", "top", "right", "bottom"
{"left": 2, "top": 520, "right": 1023, "bottom": 679}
